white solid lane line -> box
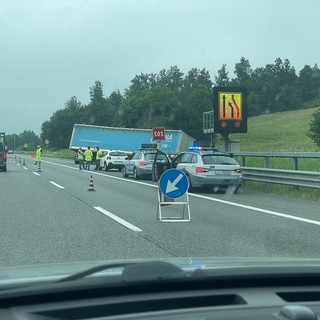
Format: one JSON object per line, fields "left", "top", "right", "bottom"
{"left": 191, "top": 193, "right": 320, "bottom": 227}
{"left": 49, "top": 181, "right": 65, "bottom": 189}
{"left": 94, "top": 207, "right": 143, "bottom": 232}
{"left": 33, "top": 172, "right": 40, "bottom": 176}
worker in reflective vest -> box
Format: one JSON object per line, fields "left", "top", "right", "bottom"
{"left": 95, "top": 146, "right": 103, "bottom": 170}
{"left": 35, "top": 145, "right": 42, "bottom": 165}
{"left": 78, "top": 147, "right": 85, "bottom": 170}
{"left": 84, "top": 146, "right": 93, "bottom": 171}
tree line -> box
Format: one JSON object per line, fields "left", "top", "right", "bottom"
{"left": 6, "top": 130, "right": 41, "bottom": 151}
{"left": 40, "top": 57, "right": 320, "bottom": 149}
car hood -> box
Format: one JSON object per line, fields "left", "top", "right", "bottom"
{"left": 2, "top": 257, "right": 320, "bottom": 285}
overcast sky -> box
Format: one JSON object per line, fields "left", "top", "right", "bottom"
{"left": 1, "top": 0, "right": 319, "bottom": 135}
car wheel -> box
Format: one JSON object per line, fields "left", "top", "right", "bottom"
{"left": 186, "top": 175, "right": 194, "bottom": 192}
{"left": 104, "top": 162, "right": 108, "bottom": 171}
{"left": 2, "top": 166, "right": 7, "bottom": 172}
{"left": 123, "top": 167, "right": 129, "bottom": 177}
{"left": 133, "top": 168, "right": 139, "bottom": 180}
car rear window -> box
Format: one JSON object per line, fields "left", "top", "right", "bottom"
{"left": 145, "top": 153, "right": 168, "bottom": 162}
{"left": 202, "top": 155, "right": 238, "bottom": 165}
{"left": 109, "top": 151, "right": 126, "bottom": 157}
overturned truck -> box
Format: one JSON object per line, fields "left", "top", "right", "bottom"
{"left": 69, "top": 124, "right": 195, "bottom": 154}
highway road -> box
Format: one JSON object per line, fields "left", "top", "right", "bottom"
{"left": 1, "top": 155, "right": 320, "bottom": 267}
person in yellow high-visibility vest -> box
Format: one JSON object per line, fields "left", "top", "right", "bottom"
{"left": 35, "top": 145, "right": 42, "bottom": 165}
{"left": 94, "top": 146, "right": 103, "bottom": 170}
{"left": 78, "top": 147, "right": 85, "bottom": 170}
{"left": 84, "top": 146, "right": 93, "bottom": 171}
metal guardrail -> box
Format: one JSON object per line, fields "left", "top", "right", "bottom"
{"left": 242, "top": 167, "right": 320, "bottom": 189}
{"left": 229, "top": 152, "right": 320, "bottom": 189}
{"left": 233, "top": 152, "right": 320, "bottom": 171}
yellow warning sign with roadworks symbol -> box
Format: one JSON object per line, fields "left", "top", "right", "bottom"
{"left": 213, "top": 87, "right": 247, "bottom": 134}
{"left": 218, "top": 92, "right": 242, "bottom": 120}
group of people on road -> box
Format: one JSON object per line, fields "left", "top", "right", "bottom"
{"left": 77, "top": 146, "right": 103, "bottom": 171}
{"left": 33, "top": 145, "right": 103, "bottom": 171}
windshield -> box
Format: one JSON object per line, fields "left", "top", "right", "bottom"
{"left": 1, "top": 0, "right": 320, "bottom": 280}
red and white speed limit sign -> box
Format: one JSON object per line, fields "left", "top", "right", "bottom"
{"left": 152, "top": 127, "right": 165, "bottom": 141}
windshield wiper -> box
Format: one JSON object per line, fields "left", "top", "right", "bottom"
{"left": 54, "top": 261, "right": 186, "bottom": 284}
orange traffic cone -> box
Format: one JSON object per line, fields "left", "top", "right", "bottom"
{"left": 88, "top": 175, "right": 95, "bottom": 191}
{"left": 159, "top": 190, "right": 174, "bottom": 207}
{"left": 37, "top": 162, "right": 42, "bottom": 172}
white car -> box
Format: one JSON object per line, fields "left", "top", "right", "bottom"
{"left": 99, "top": 150, "right": 128, "bottom": 171}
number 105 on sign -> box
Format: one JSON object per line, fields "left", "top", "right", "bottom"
{"left": 152, "top": 127, "right": 165, "bottom": 140}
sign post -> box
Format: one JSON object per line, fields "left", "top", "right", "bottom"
{"left": 157, "top": 169, "right": 191, "bottom": 222}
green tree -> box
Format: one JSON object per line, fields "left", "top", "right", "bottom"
{"left": 125, "top": 73, "right": 157, "bottom": 97}
{"left": 248, "top": 59, "right": 300, "bottom": 114}
{"left": 108, "top": 90, "right": 123, "bottom": 126}
{"left": 183, "top": 68, "right": 212, "bottom": 94}
{"left": 118, "top": 85, "right": 180, "bottom": 129}
{"left": 307, "top": 108, "right": 320, "bottom": 148}
{"left": 178, "top": 84, "right": 213, "bottom": 139}
{"left": 232, "top": 57, "right": 252, "bottom": 87}
{"left": 86, "top": 81, "right": 110, "bottom": 126}
{"left": 214, "top": 64, "right": 230, "bottom": 86}
{"left": 272, "top": 58, "right": 300, "bottom": 111}
{"left": 40, "top": 96, "right": 83, "bottom": 149}
{"left": 298, "top": 64, "right": 320, "bottom": 104}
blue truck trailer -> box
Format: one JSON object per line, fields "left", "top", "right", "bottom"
{"left": 69, "top": 124, "right": 194, "bottom": 153}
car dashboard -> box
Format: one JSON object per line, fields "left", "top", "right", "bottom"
{"left": 2, "top": 262, "right": 320, "bottom": 320}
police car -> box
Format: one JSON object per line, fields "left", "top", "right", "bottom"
{"left": 122, "top": 144, "right": 171, "bottom": 180}
{"left": 170, "top": 147, "right": 243, "bottom": 192}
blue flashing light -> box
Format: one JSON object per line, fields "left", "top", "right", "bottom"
{"left": 189, "top": 146, "right": 202, "bottom": 151}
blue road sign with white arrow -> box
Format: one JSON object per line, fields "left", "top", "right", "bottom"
{"left": 159, "top": 169, "right": 188, "bottom": 199}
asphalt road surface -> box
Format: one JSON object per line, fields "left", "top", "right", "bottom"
{"left": 1, "top": 155, "right": 320, "bottom": 266}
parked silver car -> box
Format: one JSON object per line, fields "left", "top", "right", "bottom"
{"left": 170, "top": 148, "right": 243, "bottom": 192}
{"left": 123, "top": 148, "right": 170, "bottom": 180}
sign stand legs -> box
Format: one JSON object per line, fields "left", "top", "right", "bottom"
{"left": 156, "top": 190, "right": 191, "bottom": 222}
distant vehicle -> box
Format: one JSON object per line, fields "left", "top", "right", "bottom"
{"left": 123, "top": 146, "right": 171, "bottom": 180}
{"left": 170, "top": 147, "right": 243, "bottom": 192}
{"left": 99, "top": 150, "right": 128, "bottom": 171}
{"left": 0, "top": 141, "right": 7, "bottom": 172}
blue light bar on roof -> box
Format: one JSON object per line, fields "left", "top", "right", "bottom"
{"left": 188, "top": 146, "right": 202, "bottom": 151}
{"left": 189, "top": 146, "right": 219, "bottom": 152}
